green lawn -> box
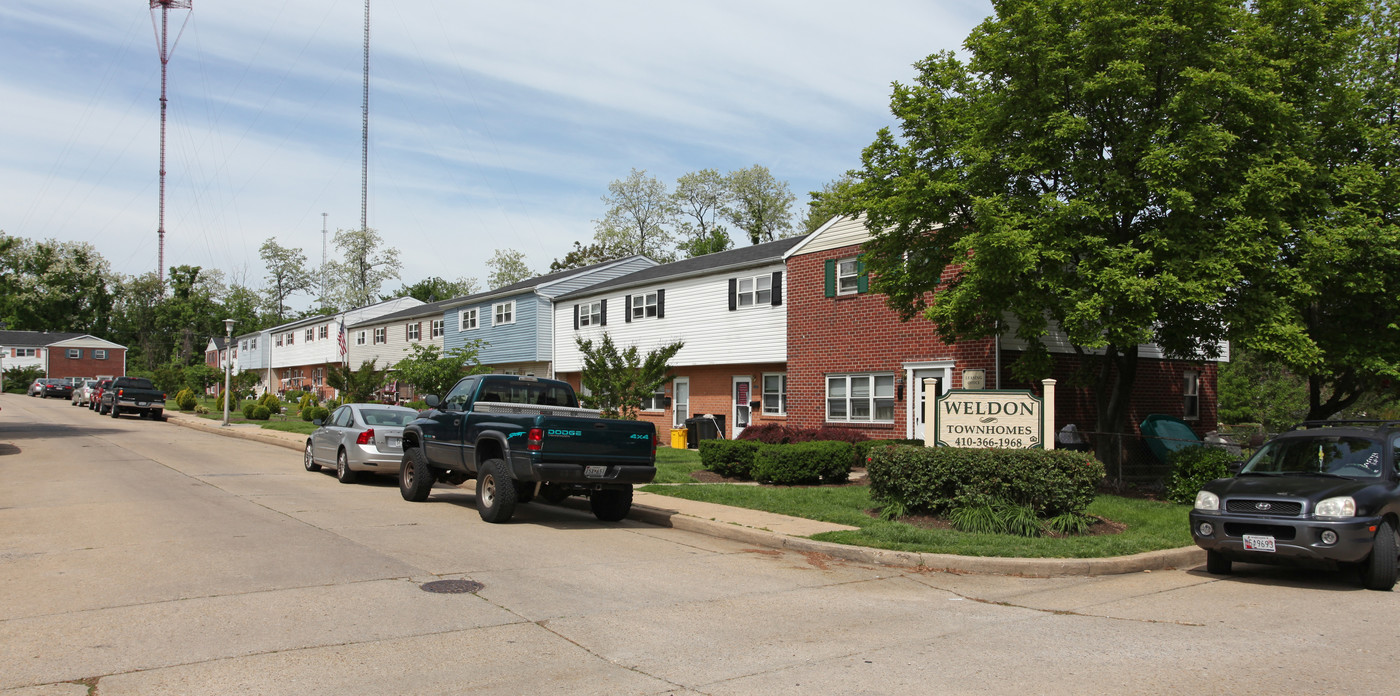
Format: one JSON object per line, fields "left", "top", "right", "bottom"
{"left": 637, "top": 482, "right": 1193, "bottom": 558}
{"left": 167, "top": 397, "right": 316, "bottom": 435}
{"left": 654, "top": 446, "right": 704, "bottom": 483}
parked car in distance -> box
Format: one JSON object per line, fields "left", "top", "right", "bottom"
{"left": 101, "top": 376, "right": 166, "bottom": 420}
{"left": 28, "top": 379, "right": 47, "bottom": 397}
{"left": 71, "top": 380, "right": 99, "bottom": 406}
{"left": 1190, "top": 420, "right": 1400, "bottom": 590}
{"left": 31, "top": 379, "right": 74, "bottom": 399}
{"left": 89, "top": 378, "right": 113, "bottom": 411}
{"left": 304, "top": 403, "right": 419, "bottom": 484}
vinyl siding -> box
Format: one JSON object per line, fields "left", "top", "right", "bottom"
{"left": 268, "top": 298, "right": 423, "bottom": 370}
{"left": 786, "top": 216, "right": 872, "bottom": 257}
{"left": 553, "top": 262, "right": 788, "bottom": 373}
{"left": 444, "top": 292, "right": 547, "bottom": 364}
{"left": 347, "top": 317, "right": 443, "bottom": 369}
{"left": 537, "top": 257, "right": 656, "bottom": 297}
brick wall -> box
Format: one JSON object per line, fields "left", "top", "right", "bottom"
{"left": 47, "top": 349, "right": 125, "bottom": 380}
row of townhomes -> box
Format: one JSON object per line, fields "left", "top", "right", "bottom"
{"left": 209, "top": 214, "right": 1220, "bottom": 446}
{"left": 1, "top": 330, "right": 127, "bottom": 380}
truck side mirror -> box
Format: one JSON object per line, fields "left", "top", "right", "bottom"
{"left": 424, "top": 394, "right": 440, "bottom": 408}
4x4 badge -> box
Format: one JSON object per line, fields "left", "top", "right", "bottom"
{"left": 1255, "top": 502, "right": 1273, "bottom": 511}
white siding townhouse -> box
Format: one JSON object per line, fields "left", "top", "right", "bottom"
{"left": 264, "top": 297, "right": 424, "bottom": 399}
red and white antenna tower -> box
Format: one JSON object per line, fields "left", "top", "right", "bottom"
{"left": 149, "top": 0, "right": 192, "bottom": 285}
{"left": 361, "top": 0, "right": 370, "bottom": 232}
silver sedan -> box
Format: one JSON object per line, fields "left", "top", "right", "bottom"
{"left": 303, "top": 403, "right": 419, "bottom": 484}
{"left": 71, "top": 380, "right": 98, "bottom": 406}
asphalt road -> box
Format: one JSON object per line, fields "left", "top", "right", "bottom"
{"left": 2, "top": 392, "right": 1398, "bottom": 695}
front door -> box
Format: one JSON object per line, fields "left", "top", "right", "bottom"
{"left": 732, "top": 376, "right": 752, "bottom": 439}
{"left": 672, "top": 378, "right": 690, "bottom": 429}
{"left": 912, "top": 372, "right": 942, "bottom": 442}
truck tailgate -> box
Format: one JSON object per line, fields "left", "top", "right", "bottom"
{"left": 536, "top": 416, "right": 655, "bottom": 463}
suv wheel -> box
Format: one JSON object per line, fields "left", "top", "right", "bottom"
{"left": 1362, "top": 520, "right": 1398, "bottom": 591}
{"left": 399, "top": 447, "right": 434, "bottom": 502}
{"left": 1205, "top": 550, "right": 1231, "bottom": 575}
{"left": 476, "top": 458, "right": 517, "bottom": 523}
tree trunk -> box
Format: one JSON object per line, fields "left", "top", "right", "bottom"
{"left": 1093, "top": 346, "right": 1139, "bottom": 484}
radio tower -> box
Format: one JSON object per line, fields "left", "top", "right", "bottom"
{"left": 150, "top": 0, "right": 192, "bottom": 285}
{"left": 360, "top": 0, "right": 370, "bottom": 232}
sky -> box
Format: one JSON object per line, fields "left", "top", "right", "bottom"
{"left": 1, "top": 0, "right": 993, "bottom": 307}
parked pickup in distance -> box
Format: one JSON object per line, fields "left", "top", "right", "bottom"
{"left": 398, "top": 374, "right": 656, "bottom": 523}
{"left": 101, "top": 376, "right": 167, "bottom": 421}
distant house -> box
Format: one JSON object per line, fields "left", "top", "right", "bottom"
{"left": 264, "top": 297, "right": 425, "bottom": 399}
{"left": 0, "top": 330, "right": 126, "bottom": 380}
{"left": 345, "top": 298, "right": 456, "bottom": 402}
{"left": 552, "top": 237, "right": 806, "bottom": 440}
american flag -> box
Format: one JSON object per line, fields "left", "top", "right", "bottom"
{"left": 337, "top": 321, "right": 347, "bottom": 358}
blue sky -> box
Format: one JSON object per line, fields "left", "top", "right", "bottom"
{"left": 1, "top": 0, "right": 992, "bottom": 303}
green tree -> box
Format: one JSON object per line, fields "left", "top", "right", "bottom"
{"left": 549, "top": 239, "right": 628, "bottom": 272}
{"left": 594, "top": 169, "right": 676, "bottom": 261}
{"left": 388, "top": 276, "right": 479, "bottom": 303}
{"left": 673, "top": 169, "right": 734, "bottom": 257}
{"left": 575, "top": 333, "right": 684, "bottom": 420}
{"left": 847, "top": 0, "right": 1311, "bottom": 467}
{"left": 801, "top": 174, "right": 858, "bottom": 234}
{"left": 0, "top": 236, "right": 114, "bottom": 334}
{"left": 161, "top": 265, "right": 226, "bottom": 366}
{"left": 392, "top": 342, "right": 488, "bottom": 399}
{"left": 1217, "top": 348, "right": 1308, "bottom": 432}
{"left": 326, "top": 228, "right": 402, "bottom": 309}
{"left": 486, "top": 249, "right": 534, "bottom": 289}
{"left": 258, "top": 239, "right": 313, "bottom": 323}
{"left": 326, "top": 359, "right": 390, "bottom": 403}
{"left": 723, "top": 165, "right": 796, "bottom": 245}
{"left": 183, "top": 364, "right": 223, "bottom": 394}
{"left": 108, "top": 272, "right": 168, "bottom": 372}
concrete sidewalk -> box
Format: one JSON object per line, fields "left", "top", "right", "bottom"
{"left": 163, "top": 410, "right": 1203, "bottom": 577}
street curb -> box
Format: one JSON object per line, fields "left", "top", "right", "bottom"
{"left": 165, "top": 411, "right": 1205, "bottom": 578}
{"left": 626, "top": 503, "right": 1205, "bottom": 578}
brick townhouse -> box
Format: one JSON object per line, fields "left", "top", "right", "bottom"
{"left": 0, "top": 330, "right": 126, "bottom": 380}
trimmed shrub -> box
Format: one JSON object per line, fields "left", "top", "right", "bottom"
{"left": 1164, "top": 446, "right": 1235, "bottom": 504}
{"left": 404, "top": 400, "right": 428, "bottom": 411}
{"left": 175, "top": 388, "right": 198, "bottom": 412}
{"left": 751, "top": 441, "right": 855, "bottom": 485}
{"left": 242, "top": 402, "right": 258, "bottom": 419}
{"left": 308, "top": 406, "right": 331, "bottom": 423}
{"left": 193, "top": 405, "right": 209, "bottom": 415}
{"left": 257, "top": 392, "right": 281, "bottom": 415}
{"left": 285, "top": 390, "right": 305, "bottom": 402}
{"left": 736, "top": 423, "right": 797, "bottom": 444}
{"left": 855, "top": 439, "right": 924, "bottom": 466}
{"left": 867, "top": 446, "right": 1105, "bottom": 519}
{"left": 698, "top": 439, "right": 761, "bottom": 479}
{"left": 251, "top": 405, "right": 271, "bottom": 421}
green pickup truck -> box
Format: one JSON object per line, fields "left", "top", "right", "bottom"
{"left": 398, "top": 374, "right": 657, "bottom": 523}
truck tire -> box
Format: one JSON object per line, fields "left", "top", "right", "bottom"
{"left": 1362, "top": 520, "right": 1398, "bottom": 591}
{"left": 400, "top": 447, "right": 434, "bottom": 502}
{"left": 590, "top": 487, "right": 633, "bottom": 522}
{"left": 303, "top": 440, "right": 320, "bottom": 471}
{"left": 476, "top": 458, "right": 517, "bottom": 523}
{"left": 336, "top": 449, "right": 358, "bottom": 484}
{"left": 110, "top": 404, "right": 121, "bottom": 419}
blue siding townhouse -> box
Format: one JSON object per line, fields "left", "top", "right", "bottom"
{"left": 440, "top": 256, "right": 656, "bottom": 376}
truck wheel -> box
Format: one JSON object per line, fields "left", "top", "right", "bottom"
{"left": 590, "top": 487, "right": 633, "bottom": 522}
{"left": 336, "top": 449, "right": 358, "bottom": 484}
{"left": 1205, "top": 550, "right": 1231, "bottom": 575}
{"left": 110, "top": 405, "right": 121, "bottom": 419}
{"left": 1362, "top": 520, "right": 1398, "bottom": 591}
{"left": 400, "top": 447, "right": 434, "bottom": 502}
{"left": 476, "top": 458, "right": 517, "bottom": 523}
{"left": 303, "top": 441, "right": 320, "bottom": 472}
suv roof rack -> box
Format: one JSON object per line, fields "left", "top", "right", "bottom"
{"left": 1293, "top": 420, "right": 1400, "bottom": 430}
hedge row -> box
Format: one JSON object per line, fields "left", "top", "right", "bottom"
{"left": 699, "top": 439, "right": 856, "bottom": 485}
{"left": 866, "top": 445, "right": 1104, "bottom": 518}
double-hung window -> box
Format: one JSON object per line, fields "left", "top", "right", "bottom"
{"left": 286, "top": 332, "right": 295, "bottom": 345}
{"left": 319, "top": 325, "right": 329, "bottom": 340}
{"left": 94, "top": 349, "right": 107, "bottom": 360}
{"left": 640, "top": 388, "right": 666, "bottom": 411}
{"left": 406, "top": 323, "right": 420, "bottom": 341}
{"left": 494, "top": 301, "right": 515, "bottom": 326}
{"left": 460, "top": 308, "right": 479, "bottom": 331}
{"left": 1183, "top": 371, "right": 1200, "bottom": 420}
{"left": 826, "top": 374, "right": 895, "bottom": 423}
{"left": 66, "top": 348, "right": 81, "bottom": 359}
{"left": 737, "top": 276, "right": 772, "bottom": 307}
{"left": 762, "top": 373, "right": 787, "bottom": 415}
{"left": 837, "top": 258, "right": 861, "bottom": 294}
{"left": 355, "top": 330, "right": 367, "bottom": 346}
{"left": 275, "top": 335, "right": 283, "bottom": 347}
{"left": 13, "top": 348, "right": 36, "bottom": 357}
{"left": 373, "top": 328, "right": 386, "bottom": 344}
{"left": 630, "top": 292, "right": 659, "bottom": 320}
{"left": 580, "top": 301, "right": 602, "bottom": 327}
{"left": 431, "top": 319, "right": 444, "bottom": 337}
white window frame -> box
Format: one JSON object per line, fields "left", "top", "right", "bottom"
{"left": 836, "top": 258, "right": 861, "bottom": 295}
{"left": 737, "top": 275, "right": 772, "bottom": 307}
{"left": 251, "top": 337, "right": 258, "bottom": 349}
{"left": 580, "top": 300, "right": 602, "bottom": 327}
{"left": 460, "top": 308, "right": 479, "bottom": 331}
{"left": 373, "top": 327, "right": 386, "bottom": 345}
{"left": 94, "top": 349, "right": 107, "bottom": 360}
{"left": 631, "top": 292, "right": 658, "bottom": 319}
{"left": 640, "top": 386, "right": 666, "bottom": 412}
{"left": 319, "top": 325, "right": 329, "bottom": 340}
{"left": 275, "top": 335, "right": 283, "bottom": 347}
{"left": 355, "top": 330, "right": 367, "bottom": 346}
{"left": 406, "top": 323, "right": 421, "bottom": 341}
{"left": 762, "top": 373, "right": 787, "bottom": 416}
{"left": 305, "top": 328, "right": 315, "bottom": 342}
{"left": 494, "top": 301, "right": 515, "bottom": 326}
{"left": 66, "top": 348, "right": 81, "bottom": 359}
{"left": 431, "top": 319, "right": 444, "bottom": 337}
{"left": 1183, "top": 371, "right": 1200, "bottom": 421}
{"left": 285, "top": 332, "right": 295, "bottom": 345}
{"left": 826, "top": 373, "right": 896, "bottom": 423}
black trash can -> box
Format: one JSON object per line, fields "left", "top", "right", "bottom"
{"left": 686, "top": 415, "right": 726, "bottom": 447}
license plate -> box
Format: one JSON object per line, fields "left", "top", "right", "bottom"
{"left": 137, "top": 402, "right": 149, "bottom": 407}
{"left": 584, "top": 465, "right": 607, "bottom": 478}
{"left": 386, "top": 437, "right": 401, "bottom": 449}
{"left": 1243, "top": 534, "right": 1276, "bottom": 552}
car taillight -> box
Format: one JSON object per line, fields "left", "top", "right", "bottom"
{"left": 356, "top": 428, "right": 374, "bottom": 445}
{"left": 527, "top": 428, "right": 544, "bottom": 451}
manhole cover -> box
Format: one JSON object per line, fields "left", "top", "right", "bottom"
{"left": 420, "top": 579, "right": 484, "bottom": 594}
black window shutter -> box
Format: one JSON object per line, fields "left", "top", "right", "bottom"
{"left": 771, "top": 271, "right": 783, "bottom": 306}
{"left": 657, "top": 289, "right": 666, "bottom": 318}
{"left": 824, "top": 260, "right": 836, "bottom": 298}
{"left": 728, "top": 278, "right": 738, "bottom": 311}
{"left": 601, "top": 298, "right": 608, "bottom": 326}
{"left": 624, "top": 295, "right": 632, "bottom": 323}
{"left": 573, "top": 304, "right": 580, "bottom": 330}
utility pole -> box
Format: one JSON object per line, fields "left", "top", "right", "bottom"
{"left": 149, "top": 0, "right": 192, "bottom": 285}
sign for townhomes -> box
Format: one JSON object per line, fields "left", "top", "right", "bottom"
{"left": 930, "top": 380, "right": 1058, "bottom": 449}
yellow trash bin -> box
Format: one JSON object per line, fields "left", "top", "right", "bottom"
{"left": 670, "top": 428, "right": 688, "bottom": 450}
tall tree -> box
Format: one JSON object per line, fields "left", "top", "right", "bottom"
{"left": 486, "top": 249, "right": 534, "bottom": 289}
{"left": 326, "top": 359, "right": 390, "bottom": 403}
{"left": 673, "top": 169, "right": 734, "bottom": 257}
{"left": 392, "top": 342, "right": 488, "bottom": 399}
{"left": 109, "top": 272, "right": 168, "bottom": 372}
{"left": 161, "top": 265, "right": 226, "bottom": 366}
{"left": 549, "top": 239, "right": 627, "bottom": 272}
{"left": 575, "top": 333, "right": 684, "bottom": 420}
{"left": 258, "top": 238, "right": 313, "bottom": 323}
{"left": 594, "top": 169, "right": 676, "bottom": 261}
{"left": 801, "top": 174, "right": 858, "bottom": 234}
{"left": 0, "top": 236, "right": 114, "bottom": 334}
{"left": 387, "top": 276, "right": 480, "bottom": 303}
{"left": 326, "top": 228, "right": 402, "bottom": 309}
{"left": 848, "top": 0, "right": 1311, "bottom": 466}
{"left": 723, "top": 165, "right": 796, "bottom": 244}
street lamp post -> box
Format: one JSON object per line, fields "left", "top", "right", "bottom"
{"left": 222, "top": 319, "right": 235, "bottom": 426}
{"left": 0, "top": 345, "right": 6, "bottom": 395}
